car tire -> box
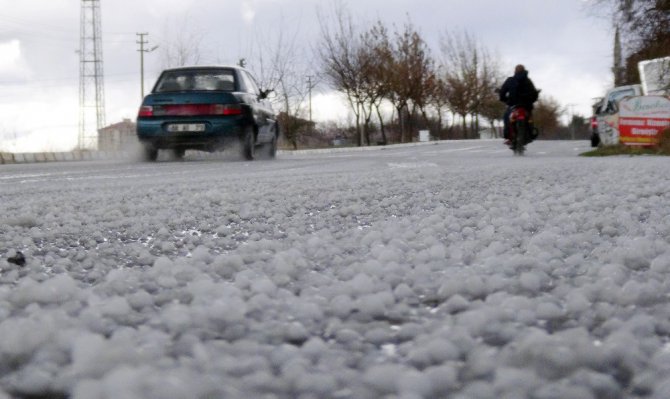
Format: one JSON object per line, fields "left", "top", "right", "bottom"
{"left": 590, "top": 133, "right": 600, "bottom": 147}
{"left": 266, "top": 133, "right": 277, "bottom": 159}
{"left": 242, "top": 127, "right": 256, "bottom": 161}
{"left": 173, "top": 148, "right": 185, "bottom": 160}
{"left": 143, "top": 146, "right": 158, "bottom": 162}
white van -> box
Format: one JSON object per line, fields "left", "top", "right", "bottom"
{"left": 591, "top": 84, "right": 643, "bottom": 146}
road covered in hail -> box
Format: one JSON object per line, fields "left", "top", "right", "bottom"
{"left": 1, "top": 140, "right": 670, "bottom": 399}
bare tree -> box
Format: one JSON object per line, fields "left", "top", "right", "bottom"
{"left": 469, "top": 52, "right": 501, "bottom": 136}
{"left": 438, "top": 30, "right": 501, "bottom": 139}
{"left": 439, "top": 31, "right": 474, "bottom": 138}
{"left": 158, "top": 14, "right": 204, "bottom": 68}
{"left": 607, "top": 0, "right": 669, "bottom": 51}
{"left": 479, "top": 82, "right": 507, "bottom": 138}
{"left": 317, "top": 2, "right": 367, "bottom": 146}
{"left": 246, "top": 16, "right": 319, "bottom": 149}
{"left": 388, "top": 20, "right": 434, "bottom": 143}
{"left": 533, "top": 96, "right": 563, "bottom": 135}
{"left": 0, "top": 124, "right": 18, "bottom": 153}
{"left": 428, "top": 74, "right": 450, "bottom": 138}
{"left": 359, "top": 20, "right": 393, "bottom": 145}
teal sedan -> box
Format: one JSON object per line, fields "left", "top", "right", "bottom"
{"left": 136, "top": 66, "right": 279, "bottom": 161}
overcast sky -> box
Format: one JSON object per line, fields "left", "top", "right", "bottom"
{"left": 0, "top": 0, "right": 613, "bottom": 152}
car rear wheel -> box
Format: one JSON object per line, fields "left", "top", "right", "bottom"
{"left": 266, "top": 133, "right": 277, "bottom": 159}
{"left": 143, "top": 146, "right": 158, "bottom": 162}
{"left": 173, "top": 148, "right": 185, "bottom": 160}
{"left": 241, "top": 127, "right": 256, "bottom": 161}
{"left": 590, "top": 133, "right": 600, "bottom": 147}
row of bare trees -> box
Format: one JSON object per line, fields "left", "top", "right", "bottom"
{"left": 317, "top": 5, "right": 508, "bottom": 145}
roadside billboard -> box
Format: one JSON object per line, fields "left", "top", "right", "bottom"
{"left": 638, "top": 57, "right": 670, "bottom": 96}
{"left": 618, "top": 96, "right": 670, "bottom": 146}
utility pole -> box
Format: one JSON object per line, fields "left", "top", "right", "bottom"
{"left": 137, "top": 33, "right": 158, "bottom": 99}
{"left": 567, "top": 103, "right": 576, "bottom": 140}
{"left": 307, "top": 75, "right": 313, "bottom": 123}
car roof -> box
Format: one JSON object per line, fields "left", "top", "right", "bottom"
{"left": 161, "top": 65, "right": 249, "bottom": 74}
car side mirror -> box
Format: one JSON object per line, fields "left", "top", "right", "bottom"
{"left": 259, "top": 89, "right": 273, "bottom": 100}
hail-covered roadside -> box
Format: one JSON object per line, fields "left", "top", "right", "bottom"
{"left": 1, "top": 141, "right": 669, "bottom": 399}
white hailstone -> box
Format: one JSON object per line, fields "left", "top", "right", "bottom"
{"left": 211, "top": 254, "right": 244, "bottom": 279}
{"left": 357, "top": 291, "right": 394, "bottom": 318}
{"left": 329, "top": 295, "right": 354, "bottom": 318}
{"left": 191, "top": 245, "right": 212, "bottom": 263}
{"left": 565, "top": 291, "right": 590, "bottom": 314}
{"left": 393, "top": 283, "right": 414, "bottom": 301}
{"left": 424, "top": 364, "right": 459, "bottom": 394}
{"left": 71, "top": 380, "right": 104, "bottom": 399}
{"left": 251, "top": 277, "right": 277, "bottom": 296}
{"left": 156, "top": 227, "right": 171, "bottom": 239}
{"left": 11, "top": 274, "right": 79, "bottom": 306}
{"left": 99, "top": 296, "right": 132, "bottom": 319}
{"left": 397, "top": 369, "right": 433, "bottom": 397}
{"left": 363, "top": 364, "right": 407, "bottom": 395}
{"left": 519, "top": 272, "right": 542, "bottom": 293}
{"left": 443, "top": 294, "right": 470, "bottom": 314}
{"left": 535, "top": 301, "right": 564, "bottom": 320}
{"left": 0, "top": 317, "right": 52, "bottom": 361}
{"left": 651, "top": 254, "right": 670, "bottom": 273}
{"left": 159, "top": 303, "right": 193, "bottom": 334}
{"left": 301, "top": 337, "right": 327, "bottom": 360}
{"left": 284, "top": 322, "right": 308, "bottom": 344}
{"left": 349, "top": 273, "right": 376, "bottom": 296}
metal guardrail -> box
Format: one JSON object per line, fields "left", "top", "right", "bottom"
{"left": 0, "top": 150, "right": 126, "bottom": 164}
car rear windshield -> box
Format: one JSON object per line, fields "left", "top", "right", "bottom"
{"left": 154, "top": 69, "right": 236, "bottom": 92}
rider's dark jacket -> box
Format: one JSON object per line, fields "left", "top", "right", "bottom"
{"left": 499, "top": 70, "right": 538, "bottom": 110}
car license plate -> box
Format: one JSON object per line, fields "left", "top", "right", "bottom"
{"left": 167, "top": 123, "right": 206, "bottom": 133}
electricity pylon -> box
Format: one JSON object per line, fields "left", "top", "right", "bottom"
{"left": 78, "top": 0, "right": 106, "bottom": 150}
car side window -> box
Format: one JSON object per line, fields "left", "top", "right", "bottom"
{"left": 240, "top": 71, "right": 260, "bottom": 96}
{"left": 605, "top": 89, "right": 634, "bottom": 114}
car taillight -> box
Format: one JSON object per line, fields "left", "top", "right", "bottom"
{"left": 211, "top": 104, "right": 243, "bottom": 116}
{"left": 154, "top": 104, "right": 243, "bottom": 116}
{"left": 138, "top": 105, "right": 153, "bottom": 117}
{"left": 138, "top": 104, "right": 243, "bottom": 117}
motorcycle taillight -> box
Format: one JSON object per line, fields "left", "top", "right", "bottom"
{"left": 511, "top": 107, "right": 527, "bottom": 121}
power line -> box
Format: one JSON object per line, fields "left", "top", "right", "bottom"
{"left": 0, "top": 14, "right": 135, "bottom": 46}
{"left": 0, "top": 71, "right": 138, "bottom": 86}
{"left": 0, "top": 15, "right": 78, "bottom": 36}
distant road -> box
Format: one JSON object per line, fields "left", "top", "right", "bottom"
{"left": 0, "top": 139, "right": 593, "bottom": 189}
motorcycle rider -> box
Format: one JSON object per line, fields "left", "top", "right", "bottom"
{"left": 499, "top": 64, "right": 539, "bottom": 144}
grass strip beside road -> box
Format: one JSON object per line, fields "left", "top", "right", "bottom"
{"left": 581, "top": 129, "right": 670, "bottom": 157}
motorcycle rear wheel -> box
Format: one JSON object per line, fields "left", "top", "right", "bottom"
{"left": 513, "top": 121, "right": 527, "bottom": 156}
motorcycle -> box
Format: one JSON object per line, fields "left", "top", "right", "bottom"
{"left": 508, "top": 105, "right": 538, "bottom": 155}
